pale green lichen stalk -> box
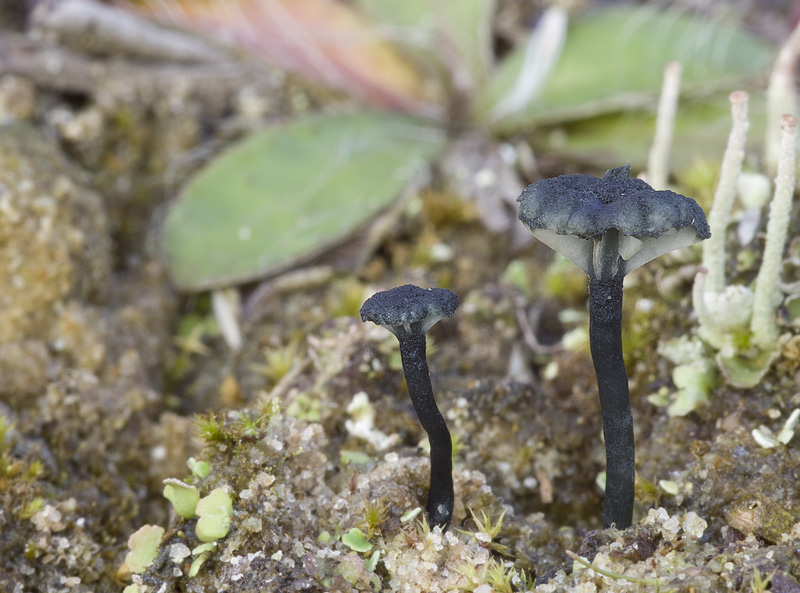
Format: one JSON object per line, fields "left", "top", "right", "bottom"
{"left": 647, "top": 61, "right": 682, "bottom": 190}
{"left": 701, "top": 91, "right": 749, "bottom": 295}
{"left": 692, "top": 90, "right": 798, "bottom": 388}
{"left": 765, "top": 19, "right": 800, "bottom": 173}
{"left": 751, "top": 114, "right": 798, "bottom": 350}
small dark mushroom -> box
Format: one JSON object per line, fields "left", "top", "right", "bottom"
{"left": 360, "top": 284, "right": 459, "bottom": 528}
{"left": 518, "top": 164, "right": 710, "bottom": 529}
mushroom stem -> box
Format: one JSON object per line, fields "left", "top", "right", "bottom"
{"left": 593, "top": 228, "right": 622, "bottom": 279}
{"left": 398, "top": 334, "right": 454, "bottom": 528}
{"left": 588, "top": 270, "right": 635, "bottom": 529}
{"left": 517, "top": 165, "right": 709, "bottom": 529}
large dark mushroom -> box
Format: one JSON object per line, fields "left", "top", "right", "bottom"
{"left": 360, "top": 284, "right": 459, "bottom": 528}
{"left": 517, "top": 164, "right": 710, "bottom": 528}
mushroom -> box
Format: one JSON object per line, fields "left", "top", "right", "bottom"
{"left": 517, "top": 164, "right": 710, "bottom": 529}
{"left": 360, "top": 284, "right": 459, "bottom": 528}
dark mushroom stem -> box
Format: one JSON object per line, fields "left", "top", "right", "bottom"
{"left": 397, "top": 333, "right": 453, "bottom": 528}
{"left": 588, "top": 267, "right": 634, "bottom": 529}
{"left": 517, "top": 165, "right": 710, "bottom": 529}
{"left": 360, "top": 284, "right": 459, "bottom": 529}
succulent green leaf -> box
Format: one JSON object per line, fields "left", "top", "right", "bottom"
{"left": 717, "top": 348, "right": 778, "bottom": 389}
{"left": 196, "top": 511, "right": 231, "bottom": 543}
{"left": 339, "top": 450, "right": 371, "bottom": 465}
{"left": 342, "top": 528, "right": 373, "bottom": 552}
{"left": 193, "top": 487, "right": 233, "bottom": 542}
{"left": 187, "top": 457, "right": 210, "bottom": 478}
{"left": 196, "top": 488, "right": 233, "bottom": 518}
{"left": 667, "top": 359, "right": 716, "bottom": 417}
{"left": 189, "top": 552, "right": 210, "bottom": 577}
{"left": 191, "top": 542, "right": 217, "bottom": 555}
{"left": 163, "top": 112, "right": 444, "bottom": 291}
{"left": 482, "top": 6, "right": 773, "bottom": 129}
{"left": 659, "top": 480, "right": 679, "bottom": 495}
{"left": 125, "top": 524, "right": 164, "bottom": 574}
{"left": 400, "top": 507, "right": 423, "bottom": 523}
{"left": 163, "top": 479, "right": 199, "bottom": 519}
{"left": 365, "top": 550, "right": 381, "bottom": 572}
{"left": 777, "top": 409, "right": 800, "bottom": 445}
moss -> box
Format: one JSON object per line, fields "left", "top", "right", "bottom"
{"left": 250, "top": 340, "right": 303, "bottom": 385}
{"left": 195, "top": 413, "right": 231, "bottom": 446}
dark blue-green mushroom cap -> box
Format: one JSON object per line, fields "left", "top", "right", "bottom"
{"left": 517, "top": 164, "right": 710, "bottom": 277}
{"left": 360, "top": 284, "right": 458, "bottom": 340}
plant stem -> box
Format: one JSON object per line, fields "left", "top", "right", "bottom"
{"left": 398, "top": 334, "right": 454, "bottom": 528}
{"left": 589, "top": 270, "right": 634, "bottom": 529}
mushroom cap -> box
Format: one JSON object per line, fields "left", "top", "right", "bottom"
{"left": 517, "top": 164, "right": 710, "bottom": 277}
{"left": 360, "top": 284, "right": 458, "bottom": 339}
{"left": 518, "top": 164, "right": 710, "bottom": 240}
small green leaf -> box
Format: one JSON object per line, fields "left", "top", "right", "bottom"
{"left": 196, "top": 488, "right": 233, "bottom": 518}
{"left": 659, "top": 480, "right": 679, "bottom": 495}
{"left": 365, "top": 550, "right": 381, "bottom": 572}
{"left": 189, "top": 552, "right": 210, "bottom": 577}
{"left": 194, "top": 488, "right": 233, "bottom": 542}
{"left": 163, "top": 112, "right": 444, "bottom": 291}
{"left": 125, "top": 525, "right": 164, "bottom": 574}
{"left": 752, "top": 428, "right": 779, "bottom": 449}
{"left": 400, "top": 507, "right": 422, "bottom": 523}
{"left": 191, "top": 542, "right": 217, "bottom": 555}
{"left": 777, "top": 409, "right": 800, "bottom": 445}
{"left": 667, "top": 359, "right": 716, "bottom": 417}
{"left": 342, "top": 528, "right": 373, "bottom": 552}
{"left": 163, "top": 479, "right": 199, "bottom": 519}
{"left": 187, "top": 457, "right": 210, "bottom": 478}
{"left": 339, "top": 450, "right": 371, "bottom": 465}
{"left": 647, "top": 392, "right": 670, "bottom": 408}
{"left": 717, "top": 348, "right": 777, "bottom": 388}
{"left": 196, "top": 511, "right": 231, "bottom": 543}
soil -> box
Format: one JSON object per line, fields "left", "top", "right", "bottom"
{"left": 1, "top": 1, "right": 800, "bottom": 592}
